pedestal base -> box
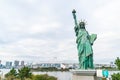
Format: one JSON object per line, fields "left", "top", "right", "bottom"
{"left": 71, "top": 70, "right": 105, "bottom": 80}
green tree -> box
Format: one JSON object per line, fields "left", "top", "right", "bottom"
{"left": 5, "top": 68, "right": 17, "bottom": 80}
{"left": 18, "top": 66, "right": 32, "bottom": 80}
{"left": 111, "top": 57, "right": 120, "bottom": 80}
{"left": 115, "top": 57, "right": 120, "bottom": 70}
{"left": 111, "top": 73, "right": 120, "bottom": 80}
{"left": 5, "top": 67, "right": 57, "bottom": 80}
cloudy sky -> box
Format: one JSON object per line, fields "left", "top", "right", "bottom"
{"left": 0, "top": 0, "right": 120, "bottom": 64}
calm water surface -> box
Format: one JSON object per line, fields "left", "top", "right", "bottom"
{"left": 33, "top": 71, "right": 72, "bottom": 80}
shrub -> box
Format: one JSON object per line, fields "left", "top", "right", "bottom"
{"left": 32, "top": 74, "right": 57, "bottom": 80}
{"left": 111, "top": 73, "right": 120, "bottom": 80}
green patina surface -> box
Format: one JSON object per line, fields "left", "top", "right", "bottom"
{"left": 72, "top": 9, "right": 97, "bottom": 69}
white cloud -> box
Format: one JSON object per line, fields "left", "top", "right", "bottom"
{"left": 93, "top": 0, "right": 120, "bottom": 29}
{"left": 91, "top": 0, "right": 120, "bottom": 63}
{"left": 29, "top": 21, "right": 60, "bottom": 34}
{"left": 0, "top": 0, "right": 120, "bottom": 64}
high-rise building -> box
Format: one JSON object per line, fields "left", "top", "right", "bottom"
{"left": 21, "top": 61, "right": 24, "bottom": 66}
{"left": 14, "top": 60, "right": 19, "bottom": 68}
{"left": 0, "top": 60, "right": 2, "bottom": 68}
{"left": 0, "top": 60, "right": 1, "bottom": 64}
{"left": 6, "top": 61, "right": 12, "bottom": 69}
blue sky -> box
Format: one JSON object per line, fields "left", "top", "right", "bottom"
{"left": 0, "top": 0, "right": 120, "bottom": 64}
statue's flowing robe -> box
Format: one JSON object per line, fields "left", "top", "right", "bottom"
{"left": 75, "top": 28, "right": 97, "bottom": 69}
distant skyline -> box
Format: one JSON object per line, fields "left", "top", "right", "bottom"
{"left": 0, "top": 0, "right": 120, "bottom": 64}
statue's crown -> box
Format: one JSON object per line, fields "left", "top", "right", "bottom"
{"left": 79, "top": 20, "right": 86, "bottom": 29}
{"left": 79, "top": 21, "right": 85, "bottom": 26}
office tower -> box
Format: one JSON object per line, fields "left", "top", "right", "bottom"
{"left": 14, "top": 60, "right": 19, "bottom": 68}
{"left": 6, "top": 61, "right": 12, "bottom": 69}
{"left": 21, "top": 61, "right": 24, "bottom": 66}
{"left": 0, "top": 60, "right": 1, "bottom": 64}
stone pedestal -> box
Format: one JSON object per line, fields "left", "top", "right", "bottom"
{"left": 71, "top": 70, "right": 104, "bottom": 80}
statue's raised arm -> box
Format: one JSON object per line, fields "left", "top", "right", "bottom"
{"left": 72, "top": 9, "right": 79, "bottom": 36}
{"left": 72, "top": 9, "right": 78, "bottom": 27}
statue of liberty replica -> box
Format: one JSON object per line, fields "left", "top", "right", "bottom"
{"left": 72, "top": 9, "right": 97, "bottom": 69}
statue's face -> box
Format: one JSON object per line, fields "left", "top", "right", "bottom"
{"left": 79, "top": 22, "right": 85, "bottom": 29}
